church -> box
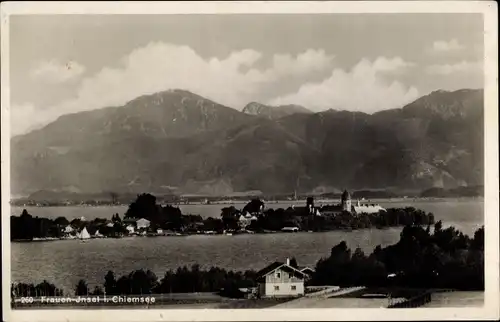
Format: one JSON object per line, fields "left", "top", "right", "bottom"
{"left": 313, "top": 190, "right": 386, "bottom": 216}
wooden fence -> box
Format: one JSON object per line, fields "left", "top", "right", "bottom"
{"left": 388, "top": 291, "right": 432, "bottom": 308}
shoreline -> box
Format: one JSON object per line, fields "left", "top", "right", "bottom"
{"left": 11, "top": 226, "right": 403, "bottom": 243}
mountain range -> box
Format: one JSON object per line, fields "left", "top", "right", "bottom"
{"left": 242, "top": 102, "right": 312, "bottom": 119}
{"left": 10, "top": 88, "right": 484, "bottom": 197}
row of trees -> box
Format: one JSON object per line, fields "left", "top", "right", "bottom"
{"left": 311, "top": 222, "right": 484, "bottom": 290}
{"left": 11, "top": 210, "right": 67, "bottom": 240}
{"left": 21, "top": 266, "right": 258, "bottom": 299}
{"left": 10, "top": 210, "right": 129, "bottom": 240}
{"left": 219, "top": 203, "right": 435, "bottom": 232}
{"left": 11, "top": 280, "right": 64, "bottom": 297}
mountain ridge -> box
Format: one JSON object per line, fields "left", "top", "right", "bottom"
{"left": 242, "top": 101, "right": 312, "bottom": 119}
{"left": 10, "top": 88, "right": 484, "bottom": 196}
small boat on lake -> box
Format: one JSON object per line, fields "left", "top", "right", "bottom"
{"left": 77, "top": 227, "right": 91, "bottom": 242}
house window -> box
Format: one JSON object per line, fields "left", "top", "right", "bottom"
{"left": 274, "top": 286, "right": 280, "bottom": 291}
{"left": 291, "top": 285, "right": 297, "bottom": 291}
{"left": 275, "top": 272, "right": 281, "bottom": 278}
{"left": 288, "top": 273, "right": 292, "bottom": 279}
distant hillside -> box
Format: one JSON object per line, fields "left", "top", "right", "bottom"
{"left": 420, "top": 186, "right": 484, "bottom": 198}
{"left": 242, "top": 102, "right": 312, "bottom": 119}
{"left": 11, "top": 89, "right": 484, "bottom": 196}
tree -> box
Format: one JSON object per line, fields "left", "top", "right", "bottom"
{"left": 75, "top": 279, "right": 89, "bottom": 296}
{"left": 330, "top": 241, "right": 351, "bottom": 263}
{"left": 54, "top": 216, "right": 70, "bottom": 227}
{"left": 243, "top": 199, "right": 264, "bottom": 214}
{"left": 112, "top": 213, "right": 122, "bottom": 223}
{"left": 352, "top": 247, "right": 366, "bottom": 262}
{"left": 125, "top": 193, "right": 159, "bottom": 220}
{"left": 128, "top": 269, "right": 158, "bottom": 294}
{"left": 35, "top": 280, "right": 63, "bottom": 296}
{"left": 471, "top": 226, "right": 484, "bottom": 251}
{"left": 116, "top": 276, "right": 131, "bottom": 295}
{"left": 20, "top": 209, "right": 31, "bottom": 218}
{"left": 221, "top": 206, "right": 239, "bottom": 218}
{"left": 91, "top": 286, "right": 104, "bottom": 295}
{"left": 104, "top": 271, "right": 117, "bottom": 295}
{"left": 221, "top": 207, "right": 240, "bottom": 230}
{"left": 434, "top": 220, "right": 443, "bottom": 233}
{"left": 289, "top": 257, "right": 299, "bottom": 268}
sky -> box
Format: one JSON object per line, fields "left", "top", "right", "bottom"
{"left": 9, "top": 13, "right": 484, "bottom": 136}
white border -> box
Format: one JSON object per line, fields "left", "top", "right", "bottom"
{"left": 1, "top": 1, "right": 499, "bottom": 321}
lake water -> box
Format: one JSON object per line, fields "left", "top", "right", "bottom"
{"left": 11, "top": 199, "right": 483, "bottom": 295}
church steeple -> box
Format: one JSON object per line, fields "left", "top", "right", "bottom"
{"left": 306, "top": 197, "right": 314, "bottom": 214}
{"left": 341, "top": 189, "right": 351, "bottom": 212}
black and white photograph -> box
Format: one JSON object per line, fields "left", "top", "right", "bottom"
{"left": 1, "top": 2, "right": 498, "bottom": 321}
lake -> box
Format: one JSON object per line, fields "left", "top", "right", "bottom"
{"left": 11, "top": 199, "right": 483, "bottom": 295}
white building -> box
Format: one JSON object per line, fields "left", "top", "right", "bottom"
{"left": 353, "top": 200, "right": 386, "bottom": 214}
{"left": 64, "top": 225, "right": 74, "bottom": 234}
{"left": 136, "top": 218, "right": 151, "bottom": 229}
{"left": 318, "top": 192, "right": 386, "bottom": 216}
{"left": 238, "top": 213, "right": 258, "bottom": 229}
{"left": 256, "top": 258, "right": 307, "bottom": 298}
{"left": 125, "top": 225, "right": 135, "bottom": 234}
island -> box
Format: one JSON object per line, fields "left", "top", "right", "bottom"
{"left": 10, "top": 191, "right": 435, "bottom": 241}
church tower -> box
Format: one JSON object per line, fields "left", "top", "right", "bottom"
{"left": 306, "top": 197, "right": 314, "bottom": 214}
{"left": 341, "top": 189, "right": 351, "bottom": 212}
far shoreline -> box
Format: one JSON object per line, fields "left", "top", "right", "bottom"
{"left": 10, "top": 196, "right": 485, "bottom": 208}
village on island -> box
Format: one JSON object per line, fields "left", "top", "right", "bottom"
{"left": 12, "top": 190, "right": 430, "bottom": 242}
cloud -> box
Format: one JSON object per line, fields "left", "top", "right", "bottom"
{"left": 425, "top": 61, "right": 483, "bottom": 75}
{"left": 30, "top": 60, "right": 86, "bottom": 83}
{"left": 267, "top": 57, "right": 419, "bottom": 113}
{"left": 269, "top": 49, "right": 335, "bottom": 79}
{"left": 372, "top": 56, "right": 416, "bottom": 72}
{"left": 13, "top": 45, "right": 420, "bottom": 136}
{"left": 14, "top": 42, "right": 334, "bottom": 135}
{"left": 428, "top": 39, "right": 464, "bottom": 53}
{"left": 9, "top": 103, "right": 51, "bottom": 136}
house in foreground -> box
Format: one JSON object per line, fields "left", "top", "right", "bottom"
{"left": 256, "top": 258, "right": 307, "bottom": 298}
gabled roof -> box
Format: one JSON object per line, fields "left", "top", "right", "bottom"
{"left": 256, "top": 262, "right": 308, "bottom": 281}
{"left": 299, "top": 267, "right": 315, "bottom": 274}
{"left": 256, "top": 261, "right": 283, "bottom": 277}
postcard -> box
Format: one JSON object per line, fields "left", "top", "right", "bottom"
{"left": 1, "top": 1, "right": 498, "bottom": 321}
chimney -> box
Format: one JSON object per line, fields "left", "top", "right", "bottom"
{"left": 286, "top": 258, "right": 290, "bottom": 266}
